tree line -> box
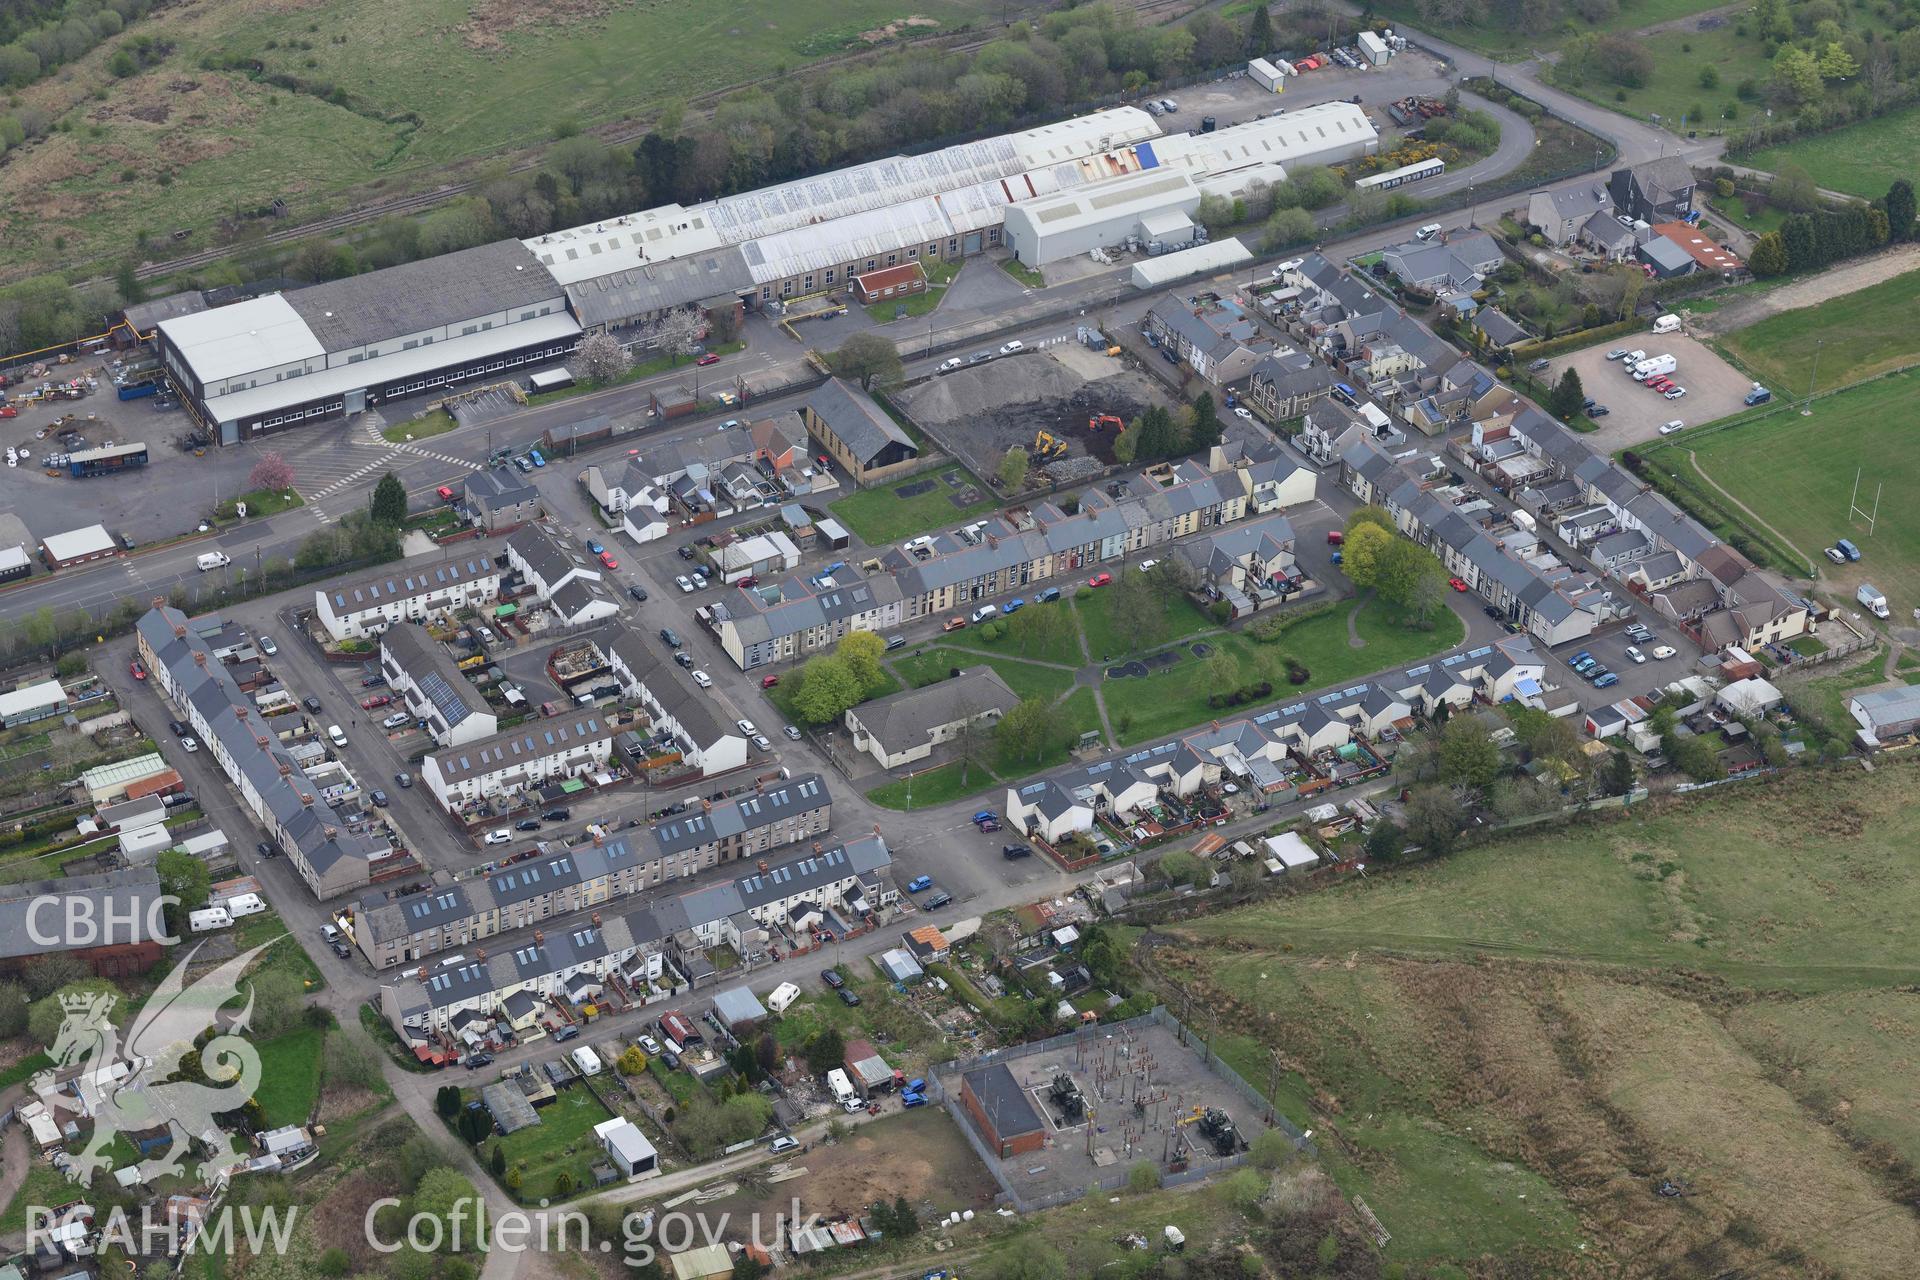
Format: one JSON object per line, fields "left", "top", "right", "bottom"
{"left": 1746, "top": 175, "right": 1909, "bottom": 277}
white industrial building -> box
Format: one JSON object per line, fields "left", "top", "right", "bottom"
{"left": 530, "top": 106, "right": 1162, "bottom": 325}
{"left": 1130, "top": 238, "right": 1254, "bottom": 290}
{"left": 1005, "top": 103, "right": 1377, "bottom": 266}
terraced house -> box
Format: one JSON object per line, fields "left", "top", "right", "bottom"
{"left": 421, "top": 712, "right": 617, "bottom": 814}
{"left": 378, "top": 833, "right": 892, "bottom": 1052}
{"left": 354, "top": 774, "right": 832, "bottom": 967}
{"left": 137, "top": 605, "right": 390, "bottom": 898}
{"left": 314, "top": 553, "right": 502, "bottom": 642}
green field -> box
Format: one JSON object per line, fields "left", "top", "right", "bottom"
{"left": 1366, "top": 0, "right": 1731, "bottom": 57}
{"left": 827, "top": 465, "right": 999, "bottom": 545}
{"left": 0, "top": 0, "right": 1000, "bottom": 274}
{"left": 1162, "top": 764, "right": 1920, "bottom": 1274}
{"left": 484, "top": 1084, "right": 617, "bottom": 1202}
{"left": 1550, "top": 21, "right": 1760, "bottom": 134}
{"left": 1650, "top": 372, "right": 1920, "bottom": 606}
{"left": 254, "top": 1025, "right": 327, "bottom": 1129}
{"left": 1102, "top": 597, "right": 1462, "bottom": 746}
{"left": 1721, "top": 268, "right": 1920, "bottom": 391}
{"left": 1746, "top": 102, "right": 1920, "bottom": 199}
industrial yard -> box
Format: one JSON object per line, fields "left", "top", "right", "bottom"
{"left": 940, "top": 1014, "right": 1280, "bottom": 1210}
{"left": 898, "top": 346, "right": 1175, "bottom": 484}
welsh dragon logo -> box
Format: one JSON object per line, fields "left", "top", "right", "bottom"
{"left": 35, "top": 940, "right": 280, "bottom": 1185}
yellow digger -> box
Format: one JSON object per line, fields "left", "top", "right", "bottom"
{"left": 1033, "top": 429, "right": 1069, "bottom": 460}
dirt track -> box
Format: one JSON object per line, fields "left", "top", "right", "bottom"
{"left": 1696, "top": 243, "right": 1920, "bottom": 335}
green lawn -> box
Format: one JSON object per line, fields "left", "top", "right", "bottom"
{"left": 1721, "top": 269, "right": 1920, "bottom": 392}
{"left": 2, "top": 0, "right": 1003, "bottom": 274}
{"left": 486, "top": 1084, "right": 618, "bottom": 1202}
{"left": 892, "top": 647, "right": 1075, "bottom": 702}
{"left": 1102, "top": 598, "right": 1463, "bottom": 745}
{"left": 1549, "top": 22, "right": 1757, "bottom": 135}
{"left": 254, "top": 1025, "right": 328, "bottom": 1128}
{"left": 865, "top": 257, "right": 965, "bottom": 322}
{"left": 1746, "top": 102, "right": 1920, "bottom": 200}
{"left": 827, "top": 465, "right": 999, "bottom": 545}
{"left": 382, "top": 410, "right": 457, "bottom": 444}
{"left": 218, "top": 488, "right": 304, "bottom": 520}
{"left": 999, "top": 258, "right": 1045, "bottom": 288}
{"left": 1803, "top": 653, "right": 1889, "bottom": 734}
{"left": 237, "top": 908, "right": 326, "bottom": 992}
{"left": 1659, "top": 372, "right": 1920, "bottom": 606}
{"left": 1073, "top": 582, "right": 1214, "bottom": 664}
{"left": 935, "top": 603, "right": 1086, "bottom": 666}
{"left": 0, "top": 1159, "right": 76, "bottom": 1234}
{"left": 867, "top": 684, "right": 1102, "bottom": 809}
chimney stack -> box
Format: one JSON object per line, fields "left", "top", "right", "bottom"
{"left": 591, "top": 912, "right": 602, "bottom": 927}
{"left": 534, "top": 930, "right": 545, "bottom": 945}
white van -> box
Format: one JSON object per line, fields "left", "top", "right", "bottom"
{"left": 1651, "top": 313, "right": 1681, "bottom": 334}
{"left": 327, "top": 724, "right": 348, "bottom": 748}
{"left": 970, "top": 604, "right": 998, "bottom": 624}
{"left": 196, "top": 552, "right": 231, "bottom": 572}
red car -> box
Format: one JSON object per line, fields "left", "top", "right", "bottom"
{"left": 0, "top": 405, "right": 16, "bottom": 418}
{"left": 599, "top": 551, "right": 619, "bottom": 569}
{"left": 436, "top": 485, "right": 456, "bottom": 502}
{"left": 1448, "top": 577, "right": 1469, "bottom": 592}
{"left": 361, "top": 694, "right": 392, "bottom": 710}
{"left": 129, "top": 660, "right": 146, "bottom": 680}
{"left": 696, "top": 353, "right": 720, "bottom": 367}
{"left": 760, "top": 674, "right": 780, "bottom": 689}
{"left": 1088, "top": 572, "right": 1112, "bottom": 587}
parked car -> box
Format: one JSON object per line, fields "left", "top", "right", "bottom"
{"left": 1605, "top": 348, "right": 1629, "bottom": 360}
{"left": 168, "top": 719, "right": 190, "bottom": 736}
{"left": 1664, "top": 387, "right": 1687, "bottom": 400}
{"left": 370, "top": 789, "right": 390, "bottom": 807}
{"left": 885, "top": 634, "right": 907, "bottom": 651}
{"left": 1625, "top": 646, "right": 1647, "bottom": 664}
{"left": 696, "top": 353, "right": 720, "bottom": 366}
{"left": 938, "top": 357, "right": 962, "bottom": 372}
{"left": 674, "top": 652, "right": 693, "bottom": 668}
{"left": 1825, "top": 546, "right": 1847, "bottom": 563}
{"left": 1036, "top": 587, "right": 1061, "bottom": 604}
{"left": 659, "top": 628, "right": 682, "bottom": 647}
{"left": 906, "top": 875, "right": 933, "bottom": 893}
{"left": 361, "top": 694, "right": 392, "bottom": 709}
{"left": 1659, "top": 420, "right": 1685, "bottom": 435}
{"left": 515, "top": 818, "right": 540, "bottom": 832}
{"left": 259, "top": 635, "right": 278, "bottom": 656}
{"left": 1651, "top": 645, "right": 1676, "bottom": 659}
{"left": 381, "top": 711, "right": 410, "bottom": 729}
{"left": 820, "top": 969, "right": 845, "bottom": 989}
{"left": 463, "top": 1052, "right": 493, "bottom": 1070}
{"left": 752, "top": 734, "right": 771, "bottom": 751}
{"left": 691, "top": 669, "right": 713, "bottom": 688}
{"left": 760, "top": 674, "right": 780, "bottom": 689}
{"left": 1447, "top": 577, "right": 1468, "bottom": 592}
{"left": 1002, "top": 844, "right": 1033, "bottom": 860}
{"left": 586, "top": 539, "right": 604, "bottom": 555}
{"left": 637, "top": 1034, "right": 663, "bottom": 1056}
{"left": 129, "top": 660, "right": 147, "bottom": 680}
{"left": 1001, "top": 597, "right": 1025, "bottom": 615}
{"left": 483, "top": 829, "right": 511, "bottom": 845}
{"left": 924, "top": 891, "right": 953, "bottom": 910}
{"left": 1593, "top": 672, "right": 1620, "bottom": 688}
{"left": 256, "top": 840, "right": 276, "bottom": 859}
{"left": 838, "top": 988, "right": 862, "bottom": 1006}
{"left": 396, "top": 772, "right": 413, "bottom": 788}
{"left": 542, "top": 808, "right": 570, "bottom": 822}
{"left": 1087, "top": 572, "right": 1112, "bottom": 587}
{"left": 599, "top": 550, "right": 619, "bottom": 569}
{"left": 676, "top": 575, "right": 695, "bottom": 593}
{"left": 784, "top": 725, "right": 802, "bottom": 740}
{"left": 303, "top": 696, "right": 323, "bottom": 714}
{"left": 1589, "top": 405, "right": 1610, "bottom": 417}
{"left": 998, "top": 339, "right": 1025, "bottom": 355}
{"left": 628, "top": 585, "right": 648, "bottom": 603}
{"left": 552, "top": 1024, "right": 580, "bottom": 1043}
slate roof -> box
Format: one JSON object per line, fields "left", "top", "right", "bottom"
{"left": 563, "top": 246, "right": 755, "bottom": 327}
{"left": 465, "top": 466, "right": 536, "bottom": 510}
{"left": 428, "top": 713, "right": 613, "bottom": 786}
{"left": 381, "top": 624, "right": 485, "bottom": 731}
{"left": 323, "top": 554, "right": 497, "bottom": 618}
{"left": 848, "top": 667, "right": 1019, "bottom": 758}
{"left": 0, "top": 867, "right": 165, "bottom": 957}
{"left": 650, "top": 774, "right": 830, "bottom": 856}
{"left": 806, "top": 378, "right": 914, "bottom": 464}
{"left": 963, "top": 1063, "right": 1045, "bottom": 1138}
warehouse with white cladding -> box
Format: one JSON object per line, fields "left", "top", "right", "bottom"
{"left": 1003, "top": 102, "right": 1379, "bottom": 266}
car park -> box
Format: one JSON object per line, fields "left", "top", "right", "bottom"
{"left": 1589, "top": 405, "right": 1610, "bottom": 417}
{"left": 676, "top": 575, "right": 694, "bottom": 593}
{"left": 1587, "top": 666, "right": 1612, "bottom": 683}
{"left": 528, "top": 449, "right": 545, "bottom": 467}
{"left": 1002, "top": 844, "right": 1032, "bottom": 860}
{"left": 1664, "top": 387, "right": 1687, "bottom": 400}
{"left": 1606, "top": 349, "right": 1629, "bottom": 360}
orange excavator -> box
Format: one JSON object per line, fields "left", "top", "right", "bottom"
{"left": 1088, "top": 414, "right": 1124, "bottom": 432}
